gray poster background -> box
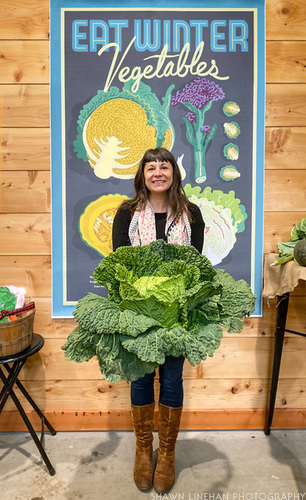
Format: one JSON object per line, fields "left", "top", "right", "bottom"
{"left": 63, "top": 9, "right": 254, "bottom": 302}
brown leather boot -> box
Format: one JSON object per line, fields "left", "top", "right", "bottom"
{"left": 131, "top": 402, "right": 155, "bottom": 491}
{"left": 153, "top": 403, "right": 183, "bottom": 493}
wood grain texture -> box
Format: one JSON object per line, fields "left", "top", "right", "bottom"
{"left": 264, "top": 212, "right": 306, "bottom": 252}
{"left": 0, "top": 214, "right": 51, "bottom": 255}
{"left": 266, "top": 41, "right": 306, "bottom": 83}
{"left": 266, "top": 0, "right": 306, "bottom": 41}
{"left": 0, "top": 129, "right": 50, "bottom": 171}
{"left": 1, "top": 378, "right": 304, "bottom": 411}
{"left": 264, "top": 171, "right": 306, "bottom": 212}
{"left": 0, "top": 41, "right": 49, "bottom": 84}
{"left": 0, "top": 85, "right": 49, "bottom": 127}
{"left": 265, "top": 128, "right": 306, "bottom": 169}
{"left": 0, "top": 256, "right": 51, "bottom": 297}
{"left": 266, "top": 84, "right": 306, "bottom": 127}
{"left": 0, "top": 171, "right": 51, "bottom": 213}
{"left": 0, "top": 0, "right": 49, "bottom": 40}
{"left": 0, "top": 408, "right": 305, "bottom": 431}
{"left": 18, "top": 337, "right": 306, "bottom": 382}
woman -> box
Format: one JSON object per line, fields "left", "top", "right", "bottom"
{"left": 112, "top": 147, "right": 205, "bottom": 493}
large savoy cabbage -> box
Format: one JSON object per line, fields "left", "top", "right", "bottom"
{"left": 62, "top": 240, "right": 256, "bottom": 382}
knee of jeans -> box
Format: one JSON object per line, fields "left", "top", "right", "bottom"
{"left": 159, "top": 373, "right": 183, "bottom": 390}
{"left": 132, "top": 371, "right": 155, "bottom": 389}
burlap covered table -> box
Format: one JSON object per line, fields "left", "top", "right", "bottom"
{"left": 263, "top": 254, "right": 306, "bottom": 434}
{"left": 263, "top": 253, "right": 306, "bottom": 299}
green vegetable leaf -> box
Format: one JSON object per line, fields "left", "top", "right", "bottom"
{"left": 290, "top": 218, "right": 306, "bottom": 241}
{"left": 120, "top": 327, "right": 168, "bottom": 364}
{"left": 96, "top": 334, "right": 158, "bottom": 383}
{"left": 213, "top": 269, "right": 256, "bottom": 321}
{"left": 62, "top": 325, "right": 100, "bottom": 363}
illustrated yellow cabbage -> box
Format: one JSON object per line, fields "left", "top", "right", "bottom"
{"left": 74, "top": 81, "right": 175, "bottom": 180}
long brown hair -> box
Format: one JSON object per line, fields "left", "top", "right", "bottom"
{"left": 119, "top": 147, "right": 192, "bottom": 220}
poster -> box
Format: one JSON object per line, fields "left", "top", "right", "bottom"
{"left": 50, "top": 0, "right": 265, "bottom": 317}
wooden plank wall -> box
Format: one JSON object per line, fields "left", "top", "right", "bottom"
{"left": 0, "top": 0, "right": 305, "bottom": 431}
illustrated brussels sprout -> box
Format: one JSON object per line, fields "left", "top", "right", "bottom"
{"left": 223, "top": 102, "right": 240, "bottom": 116}
{"left": 220, "top": 166, "right": 241, "bottom": 181}
{"left": 171, "top": 77, "right": 225, "bottom": 183}
{"left": 223, "top": 143, "right": 239, "bottom": 161}
{"left": 224, "top": 122, "right": 241, "bottom": 139}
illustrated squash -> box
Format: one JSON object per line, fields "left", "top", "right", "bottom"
{"left": 294, "top": 238, "right": 306, "bottom": 266}
{"left": 79, "top": 194, "right": 129, "bottom": 257}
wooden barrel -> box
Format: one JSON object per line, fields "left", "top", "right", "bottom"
{"left": 0, "top": 309, "right": 35, "bottom": 357}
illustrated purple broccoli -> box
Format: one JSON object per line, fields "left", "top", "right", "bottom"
{"left": 171, "top": 77, "right": 225, "bottom": 183}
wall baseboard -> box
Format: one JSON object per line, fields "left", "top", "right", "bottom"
{"left": 0, "top": 408, "right": 305, "bottom": 431}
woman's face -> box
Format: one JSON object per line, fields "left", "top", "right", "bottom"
{"left": 143, "top": 160, "right": 173, "bottom": 195}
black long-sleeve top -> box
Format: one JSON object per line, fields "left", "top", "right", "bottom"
{"left": 112, "top": 202, "right": 205, "bottom": 253}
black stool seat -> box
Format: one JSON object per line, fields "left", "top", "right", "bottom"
{"left": 0, "top": 333, "right": 56, "bottom": 475}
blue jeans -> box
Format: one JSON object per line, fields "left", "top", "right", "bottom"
{"left": 131, "top": 356, "right": 185, "bottom": 408}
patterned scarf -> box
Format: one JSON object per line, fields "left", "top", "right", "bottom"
{"left": 129, "top": 202, "right": 191, "bottom": 247}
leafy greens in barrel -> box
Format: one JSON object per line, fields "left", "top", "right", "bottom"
{"left": 62, "top": 240, "right": 256, "bottom": 383}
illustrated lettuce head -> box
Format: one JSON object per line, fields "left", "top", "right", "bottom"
{"left": 62, "top": 240, "right": 256, "bottom": 383}
{"left": 184, "top": 184, "right": 247, "bottom": 266}
{"left": 73, "top": 80, "right": 175, "bottom": 180}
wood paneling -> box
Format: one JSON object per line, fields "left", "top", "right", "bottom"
{"left": 264, "top": 212, "right": 305, "bottom": 252}
{"left": 266, "top": 0, "right": 306, "bottom": 41}
{"left": 0, "top": 0, "right": 49, "bottom": 40}
{"left": 266, "top": 42, "right": 306, "bottom": 83}
{"left": 0, "top": 213, "right": 51, "bottom": 255}
{"left": 0, "top": 171, "right": 50, "bottom": 213}
{"left": 0, "top": 85, "right": 49, "bottom": 127}
{"left": 0, "top": 256, "right": 51, "bottom": 297}
{"left": 0, "top": 41, "right": 49, "bottom": 84}
{"left": 264, "top": 171, "right": 306, "bottom": 212}
{"left": 1, "top": 378, "right": 304, "bottom": 411}
{"left": 266, "top": 84, "right": 306, "bottom": 127}
{"left": 1, "top": 408, "right": 305, "bottom": 432}
{"left": 265, "top": 128, "right": 306, "bottom": 169}
{"left": 0, "top": 128, "right": 50, "bottom": 171}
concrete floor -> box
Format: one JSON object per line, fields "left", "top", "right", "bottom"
{"left": 0, "top": 430, "right": 305, "bottom": 500}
